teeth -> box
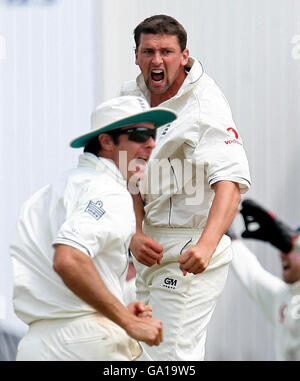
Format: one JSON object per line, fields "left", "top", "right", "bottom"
{"left": 151, "top": 69, "right": 164, "bottom": 83}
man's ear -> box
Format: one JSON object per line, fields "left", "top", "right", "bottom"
{"left": 181, "top": 48, "right": 189, "bottom": 67}
{"left": 98, "top": 133, "right": 114, "bottom": 152}
{"left": 135, "top": 49, "right": 139, "bottom": 66}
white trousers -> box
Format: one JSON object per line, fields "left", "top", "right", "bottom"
{"left": 16, "top": 313, "right": 142, "bottom": 361}
{"left": 133, "top": 225, "right": 232, "bottom": 361}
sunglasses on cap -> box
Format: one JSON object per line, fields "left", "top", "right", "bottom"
{"left": 110, "top": 127, "right": 156, "bottom": 143}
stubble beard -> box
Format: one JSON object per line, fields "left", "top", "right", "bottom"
{"left": 146, "top": 77, "right": 170, "bottom": 95}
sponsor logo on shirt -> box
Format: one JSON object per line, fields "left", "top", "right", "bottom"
{"left": 163, "top": 277, "right": 177, "bottom": 289}
{"left": 227, "top": 127, "right": 239, "bottom": 139}
{"left": 85, "top": 200, "right": 105, "bottom": 220}
{"left": 225, "top": 127, "right": 242, "bottom": 145}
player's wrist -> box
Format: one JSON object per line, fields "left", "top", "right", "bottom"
{"left": 122, "top": 315, "right": 140, "bottom": 335}
{"left": 135, "top": 227, "right": 144, "bottom": 234}
{"left": 196, "top": 232, "right": 218, "bottom": 253}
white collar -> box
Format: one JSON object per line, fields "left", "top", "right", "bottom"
{"left": 78, "top": 153, "right": 127, "bottom": 188}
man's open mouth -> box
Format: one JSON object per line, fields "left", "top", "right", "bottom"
{"left": 151, "top": 69, "right": 164, "bottom": 83}
{"left": 136, "top": 157, "right": 148, "bottom": 164}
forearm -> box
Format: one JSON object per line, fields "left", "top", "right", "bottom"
{"left": 231, "top": 239, "right": 283, "bottom": 323}
{"left": 179, "top": 181, "right": 241, "bottom": 274}
{"left": 197, "top": 180, "right": 241, "bottom": 253}
{"left": 53, "top": 245, "right": 133, "bottom": 330}
{"left": 231, "top": 240, "right": 275, "bottom": 289}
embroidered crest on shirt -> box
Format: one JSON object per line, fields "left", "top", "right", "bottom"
{"left": 85, "top": 200, "right": 105, "bottom": 220}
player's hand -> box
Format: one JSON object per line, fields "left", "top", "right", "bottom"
{"left": 178, "top": 245, "right": 212, "bottom": 275}
{"left": 125, "top": 317, "right": 163, "bottom": 346}
{"left": 129, "top": 231, "right": 163, "bottom": 266}
{"left": 240, "top": 199, "right": 298, "bottom": 253}
{"left": 127, "top": 301, "right": 152, "bottom": 318}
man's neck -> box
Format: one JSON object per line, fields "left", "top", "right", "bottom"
{"left": 150, "top": 70, "right": 187, "bottom": 107}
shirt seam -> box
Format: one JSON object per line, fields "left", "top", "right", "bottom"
{"left": 53, "top": 238, "right": 91, "bottom": 257}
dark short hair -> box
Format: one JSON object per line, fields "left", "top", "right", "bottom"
{"left": 84, "top": 132, "right": 120, "bottom": 156}
{"left": 134, "top": 15, "right": 187, "bottom": 52}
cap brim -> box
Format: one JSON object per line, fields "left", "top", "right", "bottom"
{"left": 70, "top": 108, "right": 177, "bottom": 148}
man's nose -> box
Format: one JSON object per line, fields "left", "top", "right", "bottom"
{"left": 144, "top": 136, "right": 156, "bottom": 149}
{"left": 152, "top": 52, "right": 163, "bottom": 66}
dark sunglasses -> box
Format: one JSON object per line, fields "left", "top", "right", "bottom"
{"left": 110, "top": 127, "right": 156, "bottom": 143}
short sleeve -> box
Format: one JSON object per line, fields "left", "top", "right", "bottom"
{"left": 192, "top": 85, "right": 251, "bottom": 193}
{"left": 53, "top": 184, "right": 131, "bottom": 258}
{"left": 193, "top": 120, "right": 251, "bottom": 193}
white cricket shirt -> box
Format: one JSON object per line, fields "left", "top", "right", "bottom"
{"left": 10, "top": 153, "right": 136, "bottom": 324}
{"left": 231, "top": 240, "right": 300, "bottom": 360}
{"left": 120, "top": 57, "right": 251, "bottom": 229}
